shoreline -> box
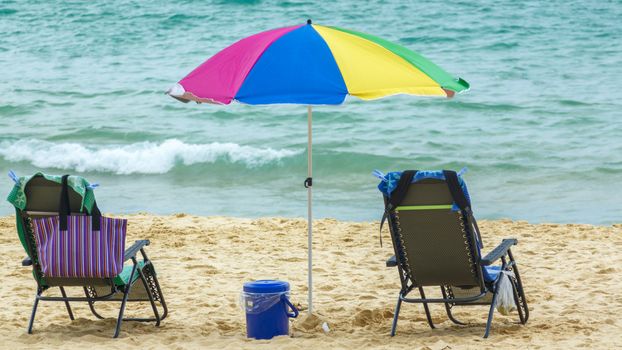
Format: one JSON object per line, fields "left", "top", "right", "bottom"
{"left": 2, "top": 207, "right": 618, "bottom": 227}
{"left": 1, "top": 214, "right": 620, "bottom": 349}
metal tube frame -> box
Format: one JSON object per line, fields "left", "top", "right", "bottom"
{"left": 26, "top": 246, "right": 168, "bottom": 338}
{"left": 386, "top": 200, "right": 528, "bottom": 339}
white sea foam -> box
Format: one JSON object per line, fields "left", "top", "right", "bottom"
{"left": 0, "top": 139, "right": 301, "bottom": 174}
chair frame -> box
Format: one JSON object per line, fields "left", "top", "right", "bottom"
{"left": 19, "top": 210, "right": 168, "bottom": 338}
{"left": 383, "top": 184, "right": 529, "bottom": 338}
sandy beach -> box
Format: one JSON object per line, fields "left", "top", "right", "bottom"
{"left": 0, "top": 214, "right": 620, "bottom": 349}
{"left": 2, "top": 1, "right": 621, "bottom": 349}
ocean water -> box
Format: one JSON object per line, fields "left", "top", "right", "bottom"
{"left": 1, "top": 1, "right": 621, "bottom": 224}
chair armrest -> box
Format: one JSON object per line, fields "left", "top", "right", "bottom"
{"left": 386, "top": 255, "right": 397, "bottom": 267}
{"left": 480, "top": 238, "right": 517, "bottom": 265}
{"left": 22, "top": 256, "right": 33, "bottom": 266}
{"left": 124, "top": 239, "right": 150, "bottom": 261}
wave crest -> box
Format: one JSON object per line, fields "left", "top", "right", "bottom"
{"left": 0, "top": 139, "right": 301, "bottom": 174}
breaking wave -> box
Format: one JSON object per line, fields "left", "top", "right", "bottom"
{"left": 0, "top": 139, "right": 302, "bottom": 174}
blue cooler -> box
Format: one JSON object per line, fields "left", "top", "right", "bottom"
{"left": 243, "top": 280, "right": 299, "bottom": 339}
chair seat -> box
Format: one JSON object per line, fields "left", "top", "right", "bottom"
{"left": 113, "top": 260, "right": 146, "bottom": 286}
{"left": 482, "top": 265, "right": 502, "bottom": 282}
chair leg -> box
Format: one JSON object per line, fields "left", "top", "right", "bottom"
{"left": 113, "top": 286, "right": 131, "bottom": 338}
{"left": 59, "top": 287, "right": 75, "bottom": 321}
{"left": 441, "top": 287, "right": 467, "bottom": 325}
{"left": 27, "top": 292, "right": 41, "bottom": 334}
{"left": 390, "top": 296, "right": 402, "bottom": 337}
{"left": 511, "top": 275, "right": 529, "bottom": 323}
{"left": 137, "top": 268, "right": 161, "bottom": 326}
{"left": 445, "top": 305, "right": 467, "bottom": 325}
{"left": 138, "top": 249, "right": 167, "bottom": 316}
{"left": 484, "top": 289, "right": 499, "bottom": 338}
{"left": 508, "top": 250, "right": 529, "bottom": 324}
{"left": 511, "top": 276, "right": 529, "bottom": 324}
{"left": 87, "top": 301, "right": 105, "bottom": 320}
{"left": 84, "top": 287, "right": 106, "bottom": 320}
{"left": 151, "top": 273, "right": 168, "bottom": 321}
{"left": 418, "top": 287, "right": 435, "bottom": 329}
{"left": 137, "top": 262, "right": 168, "bottom": 321}
{"left": 114, "top": 263, "right": 137, "bottom": 338}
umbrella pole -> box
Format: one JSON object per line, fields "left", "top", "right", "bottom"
{"left": 306, "top": 105, "right": 313, "bottom": 315}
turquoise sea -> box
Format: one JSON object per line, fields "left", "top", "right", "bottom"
{"left": 1, "top": 1, "right": 621, "bottom": 224}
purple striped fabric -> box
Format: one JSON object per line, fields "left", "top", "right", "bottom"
{"left": 31, "top": 215, "right": 127, "bottom": 278}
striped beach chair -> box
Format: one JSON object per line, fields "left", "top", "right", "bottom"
{"left": 8, "top": 173, "right": 168, "bottom": 338}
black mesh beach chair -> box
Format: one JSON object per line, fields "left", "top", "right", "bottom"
{"left": 8, "top": 174, "right": 168, "bottom": 338}
{"left": 380, "top": 170, "right": 528, "bottom": 338}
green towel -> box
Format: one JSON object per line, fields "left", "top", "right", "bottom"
{"left": 7, "top": 172, "right": 96, "bottom": 212}
{"left": 7, "top": 172, "right": 97, "bottom": 267}
{"left": 114, "top": 261, "right": 147, "bottom": 286}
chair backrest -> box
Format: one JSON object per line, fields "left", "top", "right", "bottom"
{"left": 387, "top": 177, "right": 483, "bottom": 288}
{"left": 19, "top": 175, "right": 112, "bottom": 287}
{"left": 25, "top": 176, "right": 84, "bottom": 214}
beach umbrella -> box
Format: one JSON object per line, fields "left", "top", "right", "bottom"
{"left": 167, "top": 20, "right": 469, "bottom": 314}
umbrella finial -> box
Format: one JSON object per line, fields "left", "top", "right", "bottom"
{"left": 307, "top": 19, "right": 312, "bottom": 25}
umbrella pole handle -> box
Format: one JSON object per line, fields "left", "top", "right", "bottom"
{"left": 307, "top": 105, "right": 313, "bottom": 315}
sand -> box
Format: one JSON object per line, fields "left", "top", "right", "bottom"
{"left": 0, "top": 214, "right": 621, "bottom": 349}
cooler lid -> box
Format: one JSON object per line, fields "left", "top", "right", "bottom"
{"left": 243, "top": 280, "right": 290, "bottom": 293}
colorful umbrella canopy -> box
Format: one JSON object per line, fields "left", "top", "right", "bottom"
{"left": 168, "top": 20, "right": 469, "bottom": 315}
{"left": 168, "top": 20, "right": 469, "bottom": 105}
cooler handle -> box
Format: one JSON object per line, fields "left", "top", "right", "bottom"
{"left": 282, "top": 294, "right": 299, "bottom": 318}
